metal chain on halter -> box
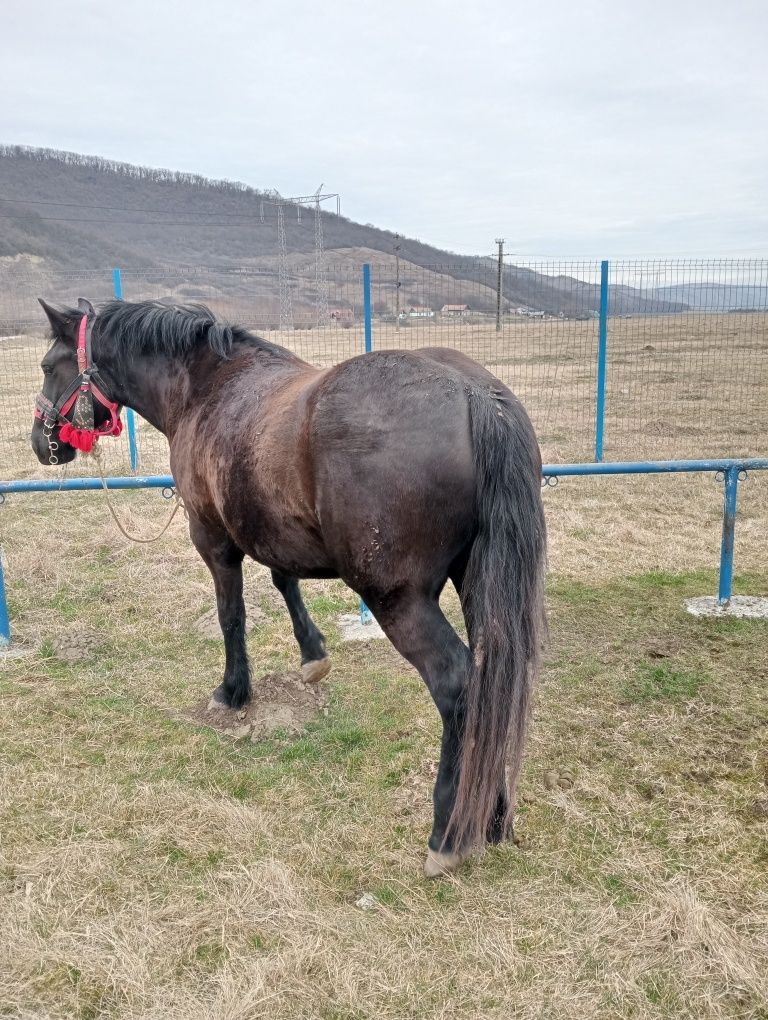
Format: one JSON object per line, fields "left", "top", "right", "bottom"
{"left": 43, "top": 421, "right": 59, "bottom": 466}
{"left": 90, "top": 445, "right": 186, "bottom": 545}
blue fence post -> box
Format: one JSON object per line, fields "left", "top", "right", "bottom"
{"left": 0, "top": 550, "right": 10, "bottom": 647}
{"left": 718, "top": 465, "right": 739, "bottom": 606}
{"left": 359, "top": 264, "right": 375, "bottom": 625}
{"left": 111, "top": 267, "right": 123, "bottom": 300}
{"left": 363, "top": 263, "right": 373, "bottom": 353}
{"left": 359, "top": 264, "right": 373, "bottom": 625}
{"left": 113, "top": 268, "right": 139, "bottom": 472}
{"left": 595, "top": 260, "right": 609, "bottom": 462}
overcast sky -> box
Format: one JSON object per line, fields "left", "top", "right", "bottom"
{"left": 2, "top": 0, "right": 766, "bottom": 257}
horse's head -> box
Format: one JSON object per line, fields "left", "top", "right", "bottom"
{"left": 31, "top": 298, "right": 123, "bottom": 465}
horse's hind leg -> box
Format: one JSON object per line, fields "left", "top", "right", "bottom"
{"left": 365, "top": 588, "right": 471, "bottom": 877}
{"left": 271, "top": 572, "right": 331, "bottom": 684}
{"left": 189, "top": 516, "right": 252, "bottom": 709}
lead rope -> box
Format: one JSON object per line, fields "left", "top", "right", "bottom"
{"left": 91, "top": 447, "right": 185, "bottom": 544}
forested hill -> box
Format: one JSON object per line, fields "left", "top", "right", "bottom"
{"left": 0, "top": 145, "right": 684, "bottom": 316}
{"left": 0, "top": 144, "right": 460, "bottom": 270}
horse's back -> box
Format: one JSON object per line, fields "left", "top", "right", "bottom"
{"left": 413, "top": 346, "right": 513, "bottom": 389}
{"left": 309, "top": 348, "right": 475, "bottom": 468}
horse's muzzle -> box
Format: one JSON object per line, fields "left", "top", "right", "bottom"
{"left": 30, "top": 422, "right": 77, "bottom": 466}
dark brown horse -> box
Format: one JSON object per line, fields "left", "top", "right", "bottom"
{"left": 31, "top": 298, "right": 546, "bottom": 877}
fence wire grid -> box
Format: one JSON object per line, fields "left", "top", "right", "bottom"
{"left": 1, "top": 257, "right": 766, "bottom": 480}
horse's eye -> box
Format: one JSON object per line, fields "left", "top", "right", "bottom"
{"left": 41, "top": 365, "right": 53, "bottom": 376}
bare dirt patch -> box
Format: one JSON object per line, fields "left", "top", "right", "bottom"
{"left": 181, "top": 670, "right": 330, "bottom": 741}
{"left": 51, "top": 630, "right": 102, "bottom": 663}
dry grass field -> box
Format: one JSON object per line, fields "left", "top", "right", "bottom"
{"left": 0, "top": 314, "right": 767, "bottom": 1018}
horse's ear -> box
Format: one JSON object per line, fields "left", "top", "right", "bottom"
{"left": 38, "top": 298, "right": 80, "bottom": 344}
{"left": 77, "top": 298, "right": 95, "bottom": 316}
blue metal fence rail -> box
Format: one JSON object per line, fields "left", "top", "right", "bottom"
{"left": 541, "top": 458, "right": 768, "bottom": 607}
{"left": 1, "top": 458, "right": 766, "bottom": 646}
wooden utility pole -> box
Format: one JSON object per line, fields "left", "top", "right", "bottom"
{"left": 394, "top": 234, "right": 402, "bottom": 332}
{"left": 495, "top": 238, "right": 504, "bottom": 333}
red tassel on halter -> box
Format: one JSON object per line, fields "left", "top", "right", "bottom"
{"left": 59, "top": 422, "right": 97, "bottom": 453}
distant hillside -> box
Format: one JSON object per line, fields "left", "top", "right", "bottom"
{"left": 649, "top": 283, "right": 768, "bottom": 311}
{"left": 0, "top": 145, "right": 685, "bottom": 322}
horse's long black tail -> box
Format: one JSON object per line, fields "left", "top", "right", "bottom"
{"left": 446, "top": 385, "right": 547, "bottom": 849}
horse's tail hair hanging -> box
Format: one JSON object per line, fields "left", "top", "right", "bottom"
{"left": 446, "top": 385, "right": 548, "bottom": 850}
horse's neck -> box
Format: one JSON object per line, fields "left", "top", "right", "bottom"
{"left": 103, "top": 353, "right": 188, "bottom": 437}
{"left": 104, "top": 346, "right": 298, "bottom": 439}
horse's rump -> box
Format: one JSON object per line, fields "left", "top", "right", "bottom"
{"left": 305, "top": 349, "right": 479, "bottom": 586}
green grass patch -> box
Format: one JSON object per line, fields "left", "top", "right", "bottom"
{"left": 372, "top": 882, "right": 402, "bottom": 907}
{"left": 599, "top": 873, "right": 640, "bottom": 907}
{"left": 191, "top": 940, "right": 228, "bottom": 970}
{"left": 623, "top": 662, "right": 708, "bottom": 703}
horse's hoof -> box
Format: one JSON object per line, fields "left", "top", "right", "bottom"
{"left": 207, "top": 686, "right": 229, "bottom": 711}
{"left": 423, "top": 848, "right": 467, "bottom": 879}
{"left": 302, "top": 657, "right": 331, "bottom": 685}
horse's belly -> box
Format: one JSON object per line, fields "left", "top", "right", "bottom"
{"left": 228, "top": 510, "right": 334, "bottom": 578}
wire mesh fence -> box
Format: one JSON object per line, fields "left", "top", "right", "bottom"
{"left": 602, "top": 259, "right": 768, "bottom": 462}
{"left": 0, "top": 257, "right": 766, "bottom": 480}
{"left": 369, "top": 258, "right": 604, "bottom": 463}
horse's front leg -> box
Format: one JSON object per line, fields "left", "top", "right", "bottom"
{"left": 189, "top": 516, "right": 251, "bottom": 709}
{"left": 271, "top": 571, "right": 332, "bottom": 684}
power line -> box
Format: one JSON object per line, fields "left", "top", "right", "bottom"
{"left": 0, "top": 210, "right": 324, "bottom": 232}
{"left": 0, "top": 193, "right": 341, "bottom": 220}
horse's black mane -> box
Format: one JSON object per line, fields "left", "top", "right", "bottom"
{"left": 94, "top": 300, "right": 294, "bottom": 366}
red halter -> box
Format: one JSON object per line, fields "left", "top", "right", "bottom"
{"left": 34, "top": 315, "right": 123, "bottom": 453}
